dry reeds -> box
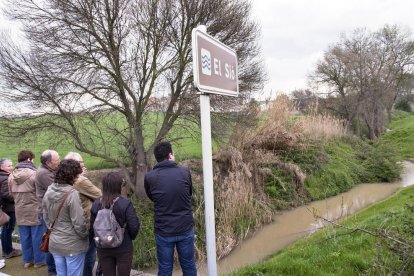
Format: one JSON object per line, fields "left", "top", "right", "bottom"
{"left": 297, "top": 114, "right": 348, "bottom": 140}
{"left": 213, "top": 147, "right": 273, "bottom": 259}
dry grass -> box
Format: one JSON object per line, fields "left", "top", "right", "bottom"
{"left": 297, "top": 114, "right": 348, "bottom": 140}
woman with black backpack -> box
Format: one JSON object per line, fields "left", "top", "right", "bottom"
{"left": 91, "top": 172, "right": 140, "bottom": 275}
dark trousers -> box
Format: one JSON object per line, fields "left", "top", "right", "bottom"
{"left": 98, "top": 250, "right": 133, "bottom": 276}
{"left": 1, "top": 211, "right": 16, "bottom": 255}
{"left": 83, "top": 235, "right": 97, "bottom": 276}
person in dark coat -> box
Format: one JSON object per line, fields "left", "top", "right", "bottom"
{"left": 144, "top": 141, "right": 197, "bottom": 276}
{"left": 91, "top": 172, "right": 140, "bottom": 276}
{"left": 0, "top": 158, "right": 21, "bottom": 259}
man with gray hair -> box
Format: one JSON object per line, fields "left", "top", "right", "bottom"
{"left": 35, "top": 149, "right": 60, "bottom": 276}
{"left": 64, "top": 152, "right": 102, "bottom": 276}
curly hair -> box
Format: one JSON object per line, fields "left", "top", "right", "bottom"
{"left": 55, "top": 159, "right": 82, "bottom": 185}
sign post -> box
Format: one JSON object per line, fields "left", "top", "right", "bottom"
{"left": 192, "top": 25, "right": 238, "bottom": 276}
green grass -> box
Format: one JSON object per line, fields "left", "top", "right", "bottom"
{"left": 233, "top": 185, "right": 414, "bottom": 275}
{"left": 381, "top": 111, "right": 414, "bottom": 159}
{"left": 268, "top": 136, "right": 401, "bottom": 203}
{"left": 0, "top": 112, "right": 208, "bottom": 169}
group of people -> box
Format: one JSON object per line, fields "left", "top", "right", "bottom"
{"left": 0, "top": 141, "right": 197, "bottom": 276}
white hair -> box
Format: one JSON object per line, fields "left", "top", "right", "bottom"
{"left": 0, "top": 158, "right": 12, "bottom": 168}
{"left": 64, "top": 152, "right": 83, "bottom": 162}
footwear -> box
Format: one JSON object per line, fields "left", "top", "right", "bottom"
{"left": 0, "top": 262, "right": 5, "bottom": 269}
{"left": 34, "top": 263, "right": 46, "bottom": 268}
{"left": 24, "top": 263, "right": 34, "bottom": 268}
{"left": 4, "top": 248, "right": 22, "bottom": 259}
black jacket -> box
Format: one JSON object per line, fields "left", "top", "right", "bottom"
{"left": 0, "top": 170, "right": 14, "bottom": 212}
{"left": 91, "top": 196, "right": 140, "bottom": 254}
{"left": 144, "top": 160, "right": 194, "bottom": 236}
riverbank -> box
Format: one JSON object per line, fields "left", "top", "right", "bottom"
{"left": 233, "top": 162, "right": 414, "bottom": 275}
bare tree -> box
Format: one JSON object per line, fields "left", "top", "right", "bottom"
{"left": 0, "top": 0, "right": 266, "bottom": 196}
{"left": 312, "top": 25, "right": 414, "bottom": 139}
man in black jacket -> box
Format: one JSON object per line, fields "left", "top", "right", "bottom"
{"left": 144, "top": 142, "right": 197, "bottom": 276}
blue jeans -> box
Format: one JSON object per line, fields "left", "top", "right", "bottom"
{"left": 155, "top": 227, "right": 197, "bottom": 276}
{"left": 83, "top": 235, "right": 96, "bottom": 276}
{"left": 40, "top": 214, "right": 56, "bottom": 273}
{"left": 53, "top": 252, "right": 86, "bottom": 276}
{"left": 18, "top": 224, "right": 46, "bottom": 264}
{"left": 1, "top": 211, "right": 16, "bottom": 255}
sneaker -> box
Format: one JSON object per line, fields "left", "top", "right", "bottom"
{"left": 4, "top": 248, "right": 22, "bottom": 259}
{"left": 24, "top": 263, "right": 34, "bottom": 268}
{"left": 34, "top": 263, "right": 46, "bottom": 268}
{"left": 0, "top": 262, "right": 5, "bottom": 269}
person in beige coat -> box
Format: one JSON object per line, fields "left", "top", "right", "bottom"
{"left": 8, "top": 150, "right": 46, "bottom": 268}
{"left": 64, "top": 152, "right": 102, "bottom": 276}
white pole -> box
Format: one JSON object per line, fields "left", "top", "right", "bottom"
{"left": 200, "top": 93, "right": 217, "bottom": 276}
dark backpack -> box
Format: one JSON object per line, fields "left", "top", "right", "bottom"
{"left": 93, "top": 197, "right": 125, "bottom": 248}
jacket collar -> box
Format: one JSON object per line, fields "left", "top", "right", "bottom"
{"left": 41, "top": 164, "right": 55, "bottom": 172}
{"left": 15, "top": 161, "right": 37, "bottom": 171}
{"left": 154, "top": 159, "right": 177, "bottom": 169}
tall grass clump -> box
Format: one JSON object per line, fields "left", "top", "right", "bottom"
{"left": 298, "top": 113, "right": 348, "bottom": 141}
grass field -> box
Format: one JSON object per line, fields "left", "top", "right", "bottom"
{"left": 0, "top": 112, "right": 209, "bottom": 169}
{"left": 233, "top": 184, "right": 414, "bottom": 275}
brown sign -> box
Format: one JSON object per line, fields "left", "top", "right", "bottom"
{"left": 192, "top": 28, "right": 239, "bottom": 96}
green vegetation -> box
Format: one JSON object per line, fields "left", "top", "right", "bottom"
{"left": 381, "top": 111, "right": 414, "bottom": 159}
{"left": 231, "top": 111, "right": 414, "bottom": 275}
{"left": 233, "top": 185, "right": 414, "bottom": 275}
{"left": 264, "top": 137, "right": 401, "bottom": 204}
{"left": 0, "top": 112, "right": 205, "bottom": 169}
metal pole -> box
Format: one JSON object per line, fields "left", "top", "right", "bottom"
{"left": 200, "top": 92, "right": 217, "bottom": 276}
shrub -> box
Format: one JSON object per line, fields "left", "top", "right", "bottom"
{"left": 395, "top": 99, "right": 412, "bottom": 112}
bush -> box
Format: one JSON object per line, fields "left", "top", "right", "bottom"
{"left": 395, "top": 99, "right": 412, "bottom": 112}
{"left": 360, "top": 141, "right": 402, "bottom": 182}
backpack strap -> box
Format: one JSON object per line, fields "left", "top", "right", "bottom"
{"left": 100, "top": 196, "right": 120, "bottom": 210}
{"left": 110, "top": 197, "right": 120, "bottom": 210}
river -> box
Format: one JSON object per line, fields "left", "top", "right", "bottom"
{"left": 191, "top": 161, "right": 414, "bottom": 275}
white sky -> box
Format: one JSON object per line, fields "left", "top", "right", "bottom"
{"left": 1, "top": 0, "right": 414, "bottom": 100}
{"left": 251, "top": 0, "right": 414, "bottom": 98}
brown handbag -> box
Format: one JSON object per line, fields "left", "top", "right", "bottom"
{"left": 0, "top": 209, "right": 10, "bottom": 226}
{"left": 40, "top": 190, "right": 74, "bottom": 253}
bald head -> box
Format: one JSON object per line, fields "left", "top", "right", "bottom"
{"left": 40, "top": 150, "right": 60, "bottom": 170}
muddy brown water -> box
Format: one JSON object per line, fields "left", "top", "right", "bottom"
{"left": 209, "top": 161, "right": 414, "bottom": 275}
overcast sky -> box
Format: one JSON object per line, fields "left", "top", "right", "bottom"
{"left": 1, "top": 0, "right": 414, "bottom": 100}
{"left": 251, "top": 0, "right": 414, "bottom": 98}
